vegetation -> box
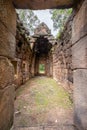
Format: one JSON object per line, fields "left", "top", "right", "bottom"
{"left": 16, "top": 9, "right": 72, "bottom": 37}
{"left": 50, "top": 9, "right": 72, "bottom": 38}
{"left": 15, "top": 77, "right": 73, "bottom": 125}
{"left": 39, "top": 64, "right": 45, "bottom": 74}
{"left": 16, "top": 77, "right": 72, "bottom": 111}
{"left": 16, "top": 10, "right": 40, "bottom": 34}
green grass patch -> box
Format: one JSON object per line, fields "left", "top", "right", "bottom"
{"left": 16, "top": 77, "right": 73, "bottom": 114}
{"left": 31, "top": 77, "right": 72, "bottom": 109}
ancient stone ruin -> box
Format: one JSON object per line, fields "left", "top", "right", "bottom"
{"left": 32, "top": 22, "right": 56, "bottom": 77}
{"left": 0, "top": 0, "right": 87, "bottom": 130}
{"left": 14, "top": 18, "right": 56, "bottom": 88}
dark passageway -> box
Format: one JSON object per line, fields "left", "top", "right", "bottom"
{"left": 32, "top": 23, "right": 55, "bottom": 77}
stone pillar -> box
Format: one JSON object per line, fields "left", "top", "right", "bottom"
{"left": 35, "top": 57, "right": 39, "bottom": 75}
{"left": 49, "top": 53, "right": 53, "bottom": 77}
{"left": 31, "top": 54, "right": 36, "bottom": 77}
{"left": 72, "top": 1, "right": 87, "bottom": 129}
{"left": 0, "top": 0, "right": 16, "bottom": 130}
{"left": 45, "top": 56, "right": 49, "bottom": 76}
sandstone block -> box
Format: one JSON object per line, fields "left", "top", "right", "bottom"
{"left": 72, "top": 0, "right": 87, "bottom": 44}
{"left": 73, "top": 69, "right": 87, "bottom": 130}
{"left": 0, "top": 85, "right": 15, "bottom": 130}
{"left": 0, "top": 22, "right": 16, "bottom": 58}
{"left": 13, "top": 0, "right": 73, "bottom": 9}
{"left": 72, "top": 35, "right": 87, "bottom": 69}
{"left": 0, "top": 57, "right": 14, "bottom": 89}
{"left": 0, "top": 0, "right": 16, "bottom": 35}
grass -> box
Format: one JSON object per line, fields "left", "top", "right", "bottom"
{"left": 33, "top": 77, "right": 72, "bottom": 109}
{"left": 16, "top": 77, "right": 72, "bottom": 112}
{"left": 15, "top": 77, "right": 73, "bottom": 126}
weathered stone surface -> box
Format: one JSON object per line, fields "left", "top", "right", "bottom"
{"left": 0, "top": 85, "right": 15, "bottom": 130}
{"left": 73, "top": 69, "right": 87, "bottom": 130}
{"left": 34, "top": 22, "right": 51, "bottom": 35}
{"left": 0, "top": 57, "right": 14, "bottom": 89}
{"left": 72, "top": 35, "right": 87, "bottom": 69}
{"left": 0, "top": 22, "right": 16, "bottom": 58}
{"left": 53, "top": 15, "right": 73, "bottom": 92}
{"left": 0, "top": 0, "right": 16, "bottom": 35}
{"left": 13, "top": 0, "right": 73, "bottom": 9}
{"left": 0, "top": 1, "right": 16, "bottom": 130}
{"left": 0, "top": 0, "right": 16, "bottom": 58}
{"left": 13, "top": 16, "right": 33, "bottom": 87}
{"left": 72, "top": 0, "right": 87, "bottom": 44}
{"left": 12, "top": 125, "right": 76, "bottom": 130}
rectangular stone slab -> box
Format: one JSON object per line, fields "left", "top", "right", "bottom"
{"left": 0, "top": 22, "right": 16, "bottom": 58}
{"left": 0, "top": 85, "right": 15, "bottom": 130}
{"left": 0, "top": 0, "right": 16, "bottom": 58}
{"left": 0, "top": 57, "right": 14, "bottom": 89}
{"left": 0, "top": 0, "right": 16, "bottom": 35}
{"left": 73, "top": 69, "right": 87, "bottom": 130}
{"left": 72, "top": 35, "right": 87, "bottom": 69}
{"left": 13, "top": 0, "right": 73, "bottom": 9}
{"left": 72, "top": 0, "right": 87, "bottom": 44}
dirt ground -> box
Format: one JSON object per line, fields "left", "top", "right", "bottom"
{"left": 13, "top": 76, "right": 75, "bottom": 129}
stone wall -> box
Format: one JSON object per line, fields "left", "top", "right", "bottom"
{"left": 12, "top": 15, "right": 33, "bottom": 88}
{"left": 53, "top": 0, "right": 87, "bottom": 129}
{"left": 46, "top": 51, "right": 53, "bottom": 77}
{"left": 0, "top": 0, "right": 16, "bottom": 130}
{"left": 72, "top": 0, "right": 87, "bottom": 129}
{"left": 53, "top": 13, "right": 74, "bottom": 94}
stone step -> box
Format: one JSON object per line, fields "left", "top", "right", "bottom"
{"left": 12, "top": 124, "right": 77, "bottom": 130}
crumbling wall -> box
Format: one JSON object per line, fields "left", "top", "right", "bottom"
{"left": 13, "top": 15, "right": 33, "bottom": 88}
{"left": 0, "top": 0, "right": 16, "bottom": 129}
{"left": 53, "top": 14, "right": 73, "bottom": 93}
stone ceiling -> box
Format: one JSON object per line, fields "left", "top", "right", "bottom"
{"left": 13, "top": 0, "right": 73, "bottom": 9}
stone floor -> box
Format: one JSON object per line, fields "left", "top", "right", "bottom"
{"left": 12, "top": 125, "right": 76, "bottom": 130}
{"left": 12, "top": 77, "right": 77, "bottom": 130}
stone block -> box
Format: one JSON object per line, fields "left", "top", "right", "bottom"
{"left": 73, "top": 69, "right": 87, "bottom": 130}
{"left": 0, "top": 57, "right": 14, "bottom": 89}
{"left": 0, "top": 0, "right": 16, "bottom": 35}
{"left": 0, "top": 22, "right": 16, "bottom": 58}
{"left": 0, "top": 0, "right": 16, "bottom": 58}
{"left": 13, "top": 0, "right": 73, "bottom": 9}
{"left": 72, "top": 0, "right": 87, "bottom": 44}
{"left": 0, "top": 85, "right": 15, "bottom": 130}
{"left": 72, "top": 35, "right": 87, "bottom": 69}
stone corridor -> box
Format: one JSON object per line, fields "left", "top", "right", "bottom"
{"left": 12, "top": 77, "right": 75, "bottom": 130}
{"left": 0, "top": 0, "right": 87, "bottom": 130}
